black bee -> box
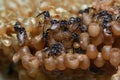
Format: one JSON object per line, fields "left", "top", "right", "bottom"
{"left": 14, "top": 21, "right": 26, "bottom": 46}
{"left": 36, "top": 11, "right": 50, "bottom": 19}
{"left": 72, "top": 33, "right": 79, "bottom": 42}
{"left": 94, "top": 11, "right": 113, "bottom": 30}
{"left": 50, "top": 42, "right": 62, "bottom": 56}
{"left": 7, "top": 63, "right": 15, "bottom": 75}
{"left": 43, "top": 28, "right": 51, "bottom": 47}
{"left": 94, "top": 10, "right": 113, "bottom": 22}
{"left": 90, "top": 65, "right": 102, "bottom": 74}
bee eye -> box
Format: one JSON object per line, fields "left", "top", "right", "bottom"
{"left": 80, "top": 25, "right": 87, "bottom": 32}
{"left": 79, "top": 10, "right": 84, "bottom": 14}
{"left": 59, "top": 20, "right": 68, "bottom": 31}
{"left": 68, "top": 17, "right": 76, "bottom": 24}
{"left": 14, "top": 21, "right": 21, "bottom": 32}
{"left": 79, "top": 7, "right": 94, "bottom": 14}
{"left": 50, "top": 19, "right": 58, "bottom": 25}
{"left": 76, "top": 17, "right": 82, "bottom": 23}
{"left": 102, "top": 20, "right": 109, "bottom": 29}
{"left": 14, "top": 21, "right": 26, "bottom": 33}
{"left": 19, "top": 27, "right": 25, "bottom": 34}
{"left": 43, "top": 32, "right": 48, "bottom": 40}
{"left": 72, "top": 33, "right": 79, "bottom": 42}
{"left": 43, "top": 29, "right": 51, "bottom": 40}
{"left": 36, "top": 11, "right": 50, "bottom": 19}
{"left": 116, "top": 15, "right": 120, "bottom": 21}
{"left": 60, "top": 20, "right": 68, "bottom": 26}
{"left": 84, "top": 8, "right": 90, "bottom": 13}
{"left": 43, "top": 11, "right": 50, "bottom": 18}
